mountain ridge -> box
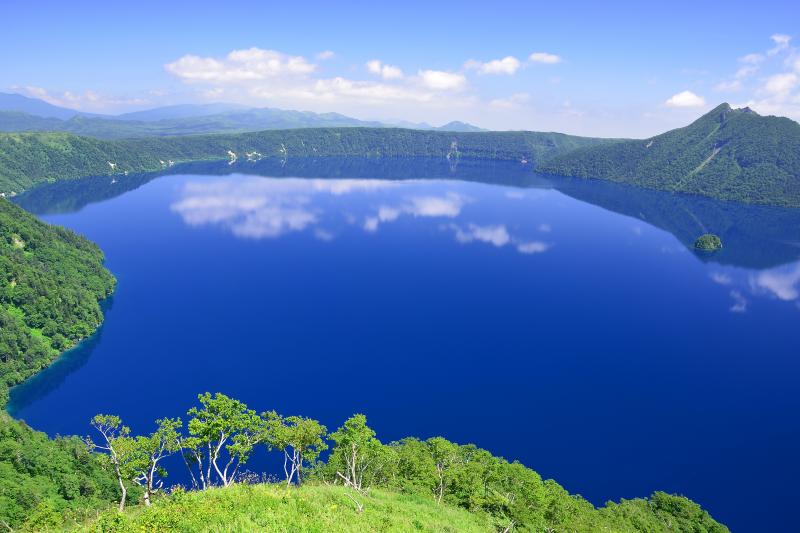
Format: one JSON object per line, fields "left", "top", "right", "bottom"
{"left": 538, "top": 103, "right": 800, "bottom": 206}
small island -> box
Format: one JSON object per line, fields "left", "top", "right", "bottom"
{"left": 694, "top": 233, "right": 723, "bottom": 251}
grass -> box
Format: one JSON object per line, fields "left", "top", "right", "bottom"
{"left": 78, "top": 483, "right": 494, "bottom": 533}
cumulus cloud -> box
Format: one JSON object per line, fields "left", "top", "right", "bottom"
{"left": 665, "top": 90, "right": 706, "bottom": 108}
{"left": 751, "top": 263, "right": 800, "bottom": 301}
{"left": 417, "top": 69, "right": 467, "bottom": 91}
{"left": 465, "top": 56, "right": 521, "bottom": 75}
{"left": 366, "top": 60, "right": 404, "bottom": 80}
{"left": 529, "top": 52, "right": 562, "bottom": 64}
{"left": 450, "top": 224, "right": 511, "bottom": 246}
{"left": 764, "top": 73, "right": 798, "bottom": 96}
{"left": 165, "top": 48, "right": 316, "bottom": 83}
{"left": 316, "top": 50, "right": 335, "bottom": 60}
{"left": 171, "top": 177, "right": 395, "bottom": 239}
{"left": 444, "top": 223, "right": 550, "bottom": 255}
{"left": 361, "top": 193, "right": 467, "bottom": 232}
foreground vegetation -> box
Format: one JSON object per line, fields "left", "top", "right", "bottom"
{"left": 62, "top": 392, "right": 727, "bottom": 532}
{"left": 539, "top": 104, "right": 800, "bottom": 207}
{"left": 0, "top": 198, "right": 115, "bottom": 405}
{"left": 0, "top": 412, "right": 123, "bottom": 530}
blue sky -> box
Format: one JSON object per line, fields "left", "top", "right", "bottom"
{"left": 1, "top": 0, "right": 798, "bottom": 136}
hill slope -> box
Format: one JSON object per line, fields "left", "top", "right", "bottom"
{"left": 539, "top": 103, "right": 800, "bottom": 206}
{"left": 80, "top": 482, "right": 727, "bottom": 533}
{"left": 0, "top": 198, "right": 115, "bottom": 404}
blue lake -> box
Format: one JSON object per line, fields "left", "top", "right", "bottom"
{"left": 9, "top": 159, "right": 800, "bottom": 532}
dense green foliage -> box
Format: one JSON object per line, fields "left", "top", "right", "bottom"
{"left": 0, "top": 413, "right": 122, "bottom": 531}
{"left": 539, "top": 104, "right": 800, "bottom": 207}
{"left": 71, "top": 394, "right": 728, "bottom": 533}
{"left": 694, "top": 234, "right": 723, "bottom": 251}
{"left": 0, "top": 198, "right": 115, "bottom": 404}
{"left": 0, "top": 128, "right": 605, "bottom": 195}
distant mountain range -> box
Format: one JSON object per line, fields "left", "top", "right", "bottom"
{"left": 0, "top": 92, "right": 486, "bottom": 138}
{"left": 0, "top": 94, "right": 797, "bottom": 208}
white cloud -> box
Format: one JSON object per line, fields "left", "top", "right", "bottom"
{"left": 516, "top": 241, "right": 550, "bottom": 254}
{"left": 171, "top": 177, "right": 398, "bottom": 239}
{"left": 740, "top": 53, "right": 765, "bottom": 65}
{"left": 165, "top": 48, "right": 316, "bottom": 83}
{"left": 12, "top": 85, "right": 149, "bottom": 112}
{"left": 316, "top": 50, "right": 335, "bottom": 60}
{"left": 751, "top": 263, "right": 800, "bottom": 301}
{"left": 366, "top": 60, "right": 404, "bottom": 80}
{"left": 538, "top": 223, "right": 552, "bottom": 233}
{"left": 714, "top": 79, "right": 743, "bottom": 92}
{"left": 710, "top": 272, "right": 732, "bottom": 285}
{"left": 452, "top": 224, "right": 511, "bottom": 247}
{"left": 764, "top": 73, "right": 798, "bottom": 96}
{"left": 361, "top": 193, "right": 466, "bottom": 232}
{"left": 465, "top": 56, "right": 521, "bottom": 75}
{"left": 406, "top": 193, "right": 466, "bottom": 217}
{"left": 489, "top": 92, "right": 530, "bottom": 109}
{"left": 665, "top": 90, "right": 706, "bottom": 108}
{"left": 768, "top": 34, "right": 792, "bottom": 56}
{"left": 735, "top": 65, "right": 759, "bottom": 79}
{"left": 529, "top": 52, "right": 562, "bottom": 64}
{"left": 444, "top": 222, "right": 550, "bottom": 255}
{"left": 729, "top": 290, "right": 748, "bottom": 313}
{"left": 417, "top": 69, "right": 467, "bottom": 91}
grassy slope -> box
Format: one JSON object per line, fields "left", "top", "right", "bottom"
{"left": 0, "top": 128, "right": 604, "bottom": 194}
{"left": 79, "top": 483, "right": 727, "bottom": 533}
{"left": 539, "top": 104, "right": 800, "bottom": 207}
{"left": 81, "top": 484, "right": 493, "bottom": 533}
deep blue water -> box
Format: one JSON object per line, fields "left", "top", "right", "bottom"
{"left": 9, "top": 160, "right": 800, "bottom": 532}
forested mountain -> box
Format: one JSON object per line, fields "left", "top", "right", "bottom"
{"left": 0, "top": 129, "right": 604, "bottom": 194}
{"left": 0, "top": 198, "right": 115, "bottom": 405}
{"left": 539, "top": 103, "right": 800, "bottom": 206}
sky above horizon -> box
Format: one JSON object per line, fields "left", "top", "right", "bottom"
{"left": 1, "top": 0, "right": 798, "bottom": 137}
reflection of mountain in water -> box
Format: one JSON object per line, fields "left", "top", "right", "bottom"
{"left": 14, "top": 157, "right": 800, "bottom": 270}
{"left": 548, "top": 175, "right": 800, "bottom": 269}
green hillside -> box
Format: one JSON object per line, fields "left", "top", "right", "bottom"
{"left": 539, "top": 103, "right": 800, "bottom": 206}
{"left": 0, "top": 413, "right": 122, "bottom": 529}
{"left": 0, "top": 198, "right": 115, "bottom": 405}
{"left": 0, "top": 128, "right": 603, "bottom": 195}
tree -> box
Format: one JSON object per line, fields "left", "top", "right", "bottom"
{"left": 88, "top": 415, "right": 133, "bottom": 511}
{"left": 266, "top": 413, "right": 327, "bottom": 486}
{"left": 327, "top": 414, "right": 390, "bottom": 492}
{"left": 427, "top": 437, "right": 461, "bottom": 505}
{"left": 185, "top": 392, "right": 267, "bottom": 487}
{"left": 128, "top": 417, "right": 182, "bottom": 505}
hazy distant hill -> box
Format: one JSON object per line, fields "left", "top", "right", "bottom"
{"left": 0, "top": 92, "right": 90, "bottom": 120}
{"left": 539, "top": 103, "right": 800, "bottom": 206}
{"left": 0, "top": 94, "right": 486, "bottom": 138}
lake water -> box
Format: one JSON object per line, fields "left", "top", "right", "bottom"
{"left": 9, "top": 159, "right": 800, "bottom": 532}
